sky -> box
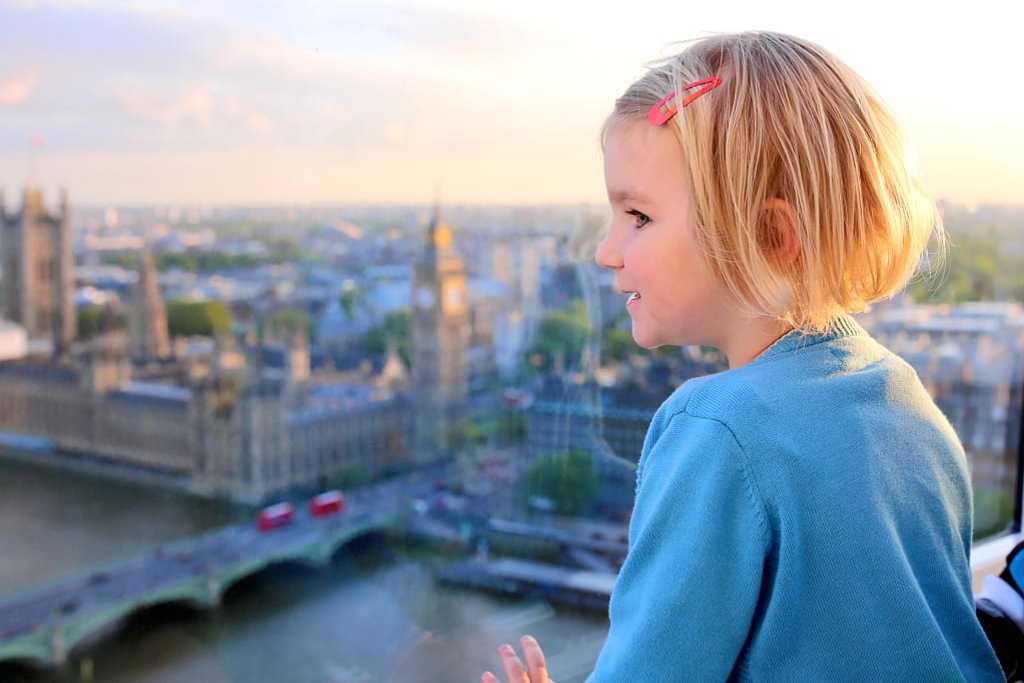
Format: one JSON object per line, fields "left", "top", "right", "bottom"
{"left": 0, "top": 0, "right": 1021, "bottom": 207}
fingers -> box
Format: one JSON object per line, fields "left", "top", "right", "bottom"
{"left": 520, "top": 635, "right": 551, "bottom": 683}
{"left": 485, "top": 636, "right": 553, "bottom": 683}
{"left": 499, "top": 643, "right": 530, "bottom": 683}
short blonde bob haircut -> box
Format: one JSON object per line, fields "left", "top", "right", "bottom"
{"left": 603, "top": 30, "right": 946, "bottom": 335}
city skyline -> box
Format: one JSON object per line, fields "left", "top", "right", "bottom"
{"left": 0, "top": 1, "right": 1021, "bottom": 207}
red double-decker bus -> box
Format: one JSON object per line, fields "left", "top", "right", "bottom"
{"left": 309, "top": 490, "right": 346, "bottom": 518}
{"left": 257, "top": 502, "right": 295, "bottom": 531}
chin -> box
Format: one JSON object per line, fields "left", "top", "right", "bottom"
{"left": 630, "top": 327, "right": 662, "bottom": 350}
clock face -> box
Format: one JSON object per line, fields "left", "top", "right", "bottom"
{"left": 444, "top": 286, "right": 464, "bottom": 310}
{"left": 416, "top": 286, "right": 435, "bottom": 308}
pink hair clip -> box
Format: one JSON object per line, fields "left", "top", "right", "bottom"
{"left": 648, "top": 76, "right": 723, "bottom": 126}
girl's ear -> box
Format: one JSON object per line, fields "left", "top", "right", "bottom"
{"left": 761, "top": 198, "right": 800, "bottom": 268}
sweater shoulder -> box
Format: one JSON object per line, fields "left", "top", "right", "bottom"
{"left": 649, "top": 372, "right": 725, "bottom": 435}
{"left": 678, "top": 335, "right": 912, "bottom": 433}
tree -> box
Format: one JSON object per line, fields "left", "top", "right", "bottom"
{"left": 448, "top": 417, "right": 488, "bottom": 454}
{"left": 492, "top": 410, "right": 525, "bottom": 445}
{"left": 77, "top": 305, "right": 126, "bottom": 339}
{"left": 328, "top": 463, "right": 372, "bottom": 489}
{"left": 602, "top": 327, "right": 634, "bottom": 363}
{"left": 364, "top": 310, "right": 412, "bottom": 368}
{"left": 525, "top": 299, "right": 591, "bottom": 373}
{"left": 166, "top": 300, "right": 232, "bottom": 337}
{"left": 525, "top": 448, "right": 600, "bottom": 517}
{"left": 910, "top": 232, "right": 999, "bottom": 304}
{"left": 340, "top": 288, "right": 366, "bottom": 320}
{"left": 263, "top": 307, "right": 312, "bottom": 340}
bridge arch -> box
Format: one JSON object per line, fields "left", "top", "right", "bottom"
{"left": 0, "top": 515, "right": 401, "bottom": 669}
{"left": 217, "top": 555, "right": 324, "bottom": 602}
{"left": 0, "top": 654, "right": 50, "bottom": 676}
{"left": 62, "top": 590, "right": 218, "bottom": 661}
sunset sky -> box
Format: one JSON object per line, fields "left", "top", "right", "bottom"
{"left": 0, "top": 0, "right": 1020, "bottom": 207}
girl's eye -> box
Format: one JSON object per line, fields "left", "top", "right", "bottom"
{"left": 626, "top": 209, "right": 651, "bottom": 230}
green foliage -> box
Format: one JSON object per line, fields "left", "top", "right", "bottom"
{"left": 525, "top": 299, "right": 591, "bottom": 373}
{"left": 77, "top": 305, "right": 126, "bottom": 339}
{"left": 448, "top": 417, "right": 488, "bottom": 453}
{"left": 910, "top": 232, "right": 999, "bottom": 304}
{"left": 166, "top": 300, "right": 232, "bottom": 337}
{"left": 445, "top": 410, "right": 525, "bottom": 449}
{"left": 263, "top": 307, "right": 312, "bottom": 340}
{"left": 908, "top": 229, "right": 1024, "bottom": 305}
{"left": 973, "top": 485, "right": 1015, "bottom": 541}
{"left": 525, "top": 448, "right": 600, "bottom": 517}
{"left": 364, "top": 310, "right": 412, "bottom": 368}
{"left": 101, "top": 240, "right": 312, "bottom": 274}
{"left": 602, "top": 326, "right": 635, "bottom": 363}
{"left": 494, "top": 410, "right": 526, "bottom": 445}
{"left": 329, "top": 463, "right": 372, "bottom": 489}
{"left": 340, "top": 288, "right": 365, "bottom": 320}
{"left": 78, "top": 306, "right": 103, "bottom": 339}
{"left": 263, "top": 238, "right": 307, "bottom": 262}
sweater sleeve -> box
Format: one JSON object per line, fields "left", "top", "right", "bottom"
{"left": 587, "top": 410, "right": 771, "bottom": 682}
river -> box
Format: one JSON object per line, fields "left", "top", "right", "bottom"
{"left": 0, "top": 458, "right": 609, "bottom": 682}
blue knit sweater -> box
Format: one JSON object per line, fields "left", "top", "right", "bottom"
{"left": 586, "top": 313, "right": 1005, "bottom": 682}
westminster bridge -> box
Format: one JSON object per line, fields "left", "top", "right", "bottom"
{"left": 0, "top": 473, "right": 629, "bottom": 671}
{"left": 0, "top": 478, "right": 426, "bottom": 669}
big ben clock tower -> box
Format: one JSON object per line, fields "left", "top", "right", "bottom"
{"left": 411, "top": 202, "right": 470, "bottom": 464}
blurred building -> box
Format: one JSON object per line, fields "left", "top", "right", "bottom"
{"left": 411, "top": 203, "right": 470, "bottom": 462}
{"left": 0, "top": 189, "right": 420, "bottom": 502}
{"left": 0, "top": 320, "right": 27, "bottom": 361}
{"left": 525, "top": 347, "right": 726, "bottom": 516}
{"left": 128, "top": 250, "right": 171, "bottom": 361}
{"left": 859, "top": 300, "right": 1024, "bottom": 514}
{"left": 190, "top": 335, "right": 414, "bottom": 501}
{"left": 0, "top": 328, "right": 415, "bottom": 503}
{"left": 1, "top": 188, "right": 77, "bottom": 357}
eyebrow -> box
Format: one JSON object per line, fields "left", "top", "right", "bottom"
{"left": 607, "top": 188, "right": 653, "bottom": 205}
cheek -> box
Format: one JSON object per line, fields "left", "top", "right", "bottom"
{"left": 658, "top": 245, "right": 720, "bottom": 309}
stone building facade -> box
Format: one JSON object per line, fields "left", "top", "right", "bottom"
{"left": 0, "top": 332, "right": 416, "bottom": 504}
{"left": 1, "top": 188, "right": 76, "bottom": 356}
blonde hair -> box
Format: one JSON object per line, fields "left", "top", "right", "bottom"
{"left": 603, "top": 30, "right": 946, "bottom": 334}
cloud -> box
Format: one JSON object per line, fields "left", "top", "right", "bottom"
{"left": 0, "top": 70, "right": 39, "bottom": 105}
{"left": 0, "top": 3, "right": 458, "bottom": 153}
{"left": 117, "top": 86, "right": 214, "bottom": 128}
{"left": 0, "top": 1, "right": 601, "bottom": 200}
{"left": 114, "top": 83, "right": 277, "bottom": 142}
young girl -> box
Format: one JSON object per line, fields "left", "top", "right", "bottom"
{"left": 482, "top": 31, "right": 1006, "bottom": 682}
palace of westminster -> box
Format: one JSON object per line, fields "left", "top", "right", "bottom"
{"left": 0, "top": 188, "right": 472, "bottom": 502}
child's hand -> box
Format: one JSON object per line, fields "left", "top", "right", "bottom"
{"left": 481, "top": 635, "right": 554, "bottom": 683}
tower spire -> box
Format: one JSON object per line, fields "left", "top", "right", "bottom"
{"left": 432, "top": 183, "right": 442, "bottom": 221}
{"left": 129, "top": 248, "right": 171, "bottom": 361}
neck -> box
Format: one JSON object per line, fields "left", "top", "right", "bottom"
{"left": 718, "top": 316, "right": 794, "bottom": 369}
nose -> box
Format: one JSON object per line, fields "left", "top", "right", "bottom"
{"left": 594, "top": 223, "right": 623, "bottom": 270}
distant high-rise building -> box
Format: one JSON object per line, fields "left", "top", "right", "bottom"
{"left": 0, "top": 187, "right": 77, "bottom": 356}
{"left": 129, "top": 250, "right": 171, "bottom": 361}
{"left": 411, "top": 203, "right": 470, "bottom": 462}
{"left": 492, "top": 240, "right": 512, "bottom": 288}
